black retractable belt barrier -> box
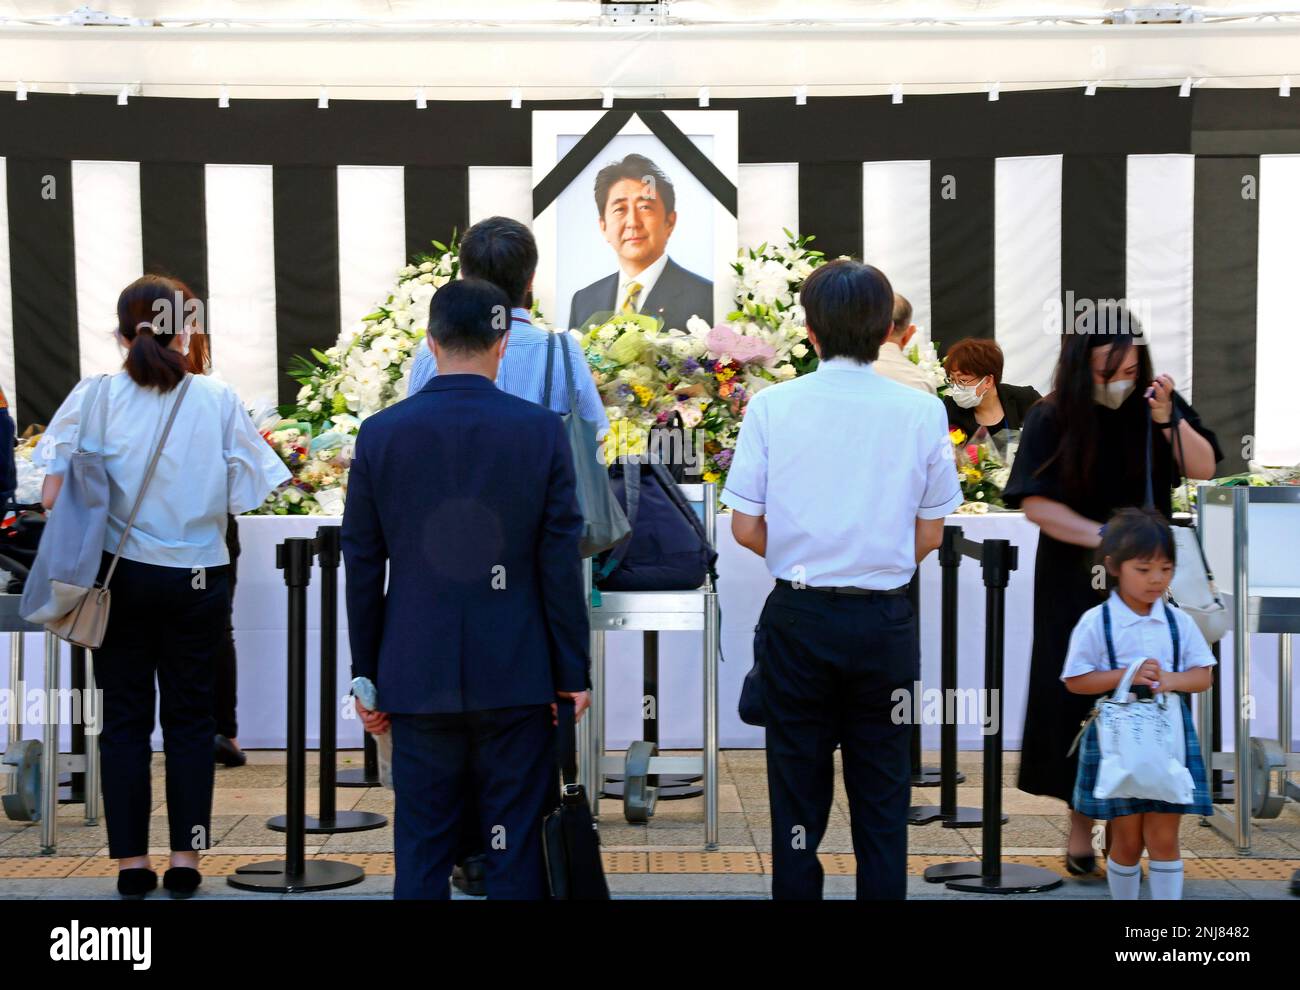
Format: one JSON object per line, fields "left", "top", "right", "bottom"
{"left": 268, "top": 525, "right": 386, "bottom": 834}
{"left": 910, "top": 527, "right": 983, "bottom": 827}
{"left": 229, "top": 537, "right": 364, "bottom": 893}
{"left": 922, "top": 532, "right": 1060, "bottom": 894}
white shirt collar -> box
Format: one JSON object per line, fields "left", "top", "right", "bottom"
{"left": 617, "top": 253, "right": 671, "bottom": 311}
{"left": 1108, "top": 589, "right": 1168, "bottom": 627}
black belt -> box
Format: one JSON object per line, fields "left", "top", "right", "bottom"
{"left": 775, "top": 578, "right": 908, "bottom": 597}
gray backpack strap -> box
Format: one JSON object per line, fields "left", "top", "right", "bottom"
{"left": 557, "top": 330, "right": 579, "bottom": 415}
{"left": 542, "top": 331, "right": 556, "bottom": 409}
{"left": 100, "top": 374, "right": 193, "bottom": 590}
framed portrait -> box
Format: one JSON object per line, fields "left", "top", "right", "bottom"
{"left": 532, "top": 110, "right": 738, "bottom": 333}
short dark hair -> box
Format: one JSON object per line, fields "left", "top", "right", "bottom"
{"left": 800, "top": 260, "right": 894, "bottom": 363}
{"left": 1101, "top": 507, "right": 1176, "bottom": 571}
{"left": 458, "top": 216, "right": 538, "bottom": 308}
{"left": 594, "top": 153, "right": 676, "bottom": 217}
{"left": 892, "top": 293, "right": 913, "bottom": 331}
{"left": 426, "top": 278, "right": 512, "bottom": 357}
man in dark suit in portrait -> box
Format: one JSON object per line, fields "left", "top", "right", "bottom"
{"left": 568, "top": 153, "right": 713, "bottom": 333}
{"left": 342, "top": 278, "right": 590, "bottom": 900}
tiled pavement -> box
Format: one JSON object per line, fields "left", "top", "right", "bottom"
{"left": 2, "top": 748, "right": 1297, "bottom": 899}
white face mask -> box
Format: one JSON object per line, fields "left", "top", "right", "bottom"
{"left": 1094, "top": 379, "right": 1136, "bottom": 410}
{"left": 948, "top": 378, "right": 988, "bottom": 409}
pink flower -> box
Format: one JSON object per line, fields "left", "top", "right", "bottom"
{"left": 704, "top": 324, "right": 775, "bottom": 367}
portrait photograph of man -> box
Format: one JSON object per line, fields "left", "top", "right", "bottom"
{"left": 564, "top": 150, "right": 715, "bottom": 333}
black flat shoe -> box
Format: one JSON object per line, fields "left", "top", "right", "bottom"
{"left": 162, "top": 867, "right": 202, "bottom": 899}
{"left": 214, "top": 735, "right": 247, "bottom": 768}
{"left": 117, "top": 868, "right": 157, "bottom": 899}
{"left": 1066, "top": 853, "right": 1098, "bottom": 876}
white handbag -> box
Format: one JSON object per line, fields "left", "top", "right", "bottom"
{"left": 1093, "top": 661, "right": 1195, "bottom": 806}
{"left": 1168, "top": 525, "right": 1230, "bottom": 644}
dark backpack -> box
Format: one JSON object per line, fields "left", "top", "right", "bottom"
{"left": 594, "top": 461, "right": 717, "bottom": 592}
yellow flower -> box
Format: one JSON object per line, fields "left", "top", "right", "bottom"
{"left": 949, "top": 428, "right": 966, "bottom": 445}
{"left": 703, "top": 471, "right": 721, "bottom": 484}
{"left": 632, "top": 384, "right": 655, "bottom": 405}
{"left": 602, "top": 418, "right": 647, "bottom": 464}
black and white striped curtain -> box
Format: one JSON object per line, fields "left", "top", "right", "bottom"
{"left": 1, "top": 90, "right": 1296, "bottom": 471}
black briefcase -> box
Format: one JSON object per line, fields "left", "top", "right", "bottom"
{"left": 542, "top": 701, "right": 610, "bottom": 900}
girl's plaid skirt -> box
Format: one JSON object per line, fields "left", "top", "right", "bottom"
{"left": 1072, "top": 695, "right": 1213, "bottom": 819}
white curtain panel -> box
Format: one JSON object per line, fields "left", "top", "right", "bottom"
{"left": 337, "top": 165, "right": 407, "bottom": 341}
{"left": 72, "top": 160, "right": 143, "bottom": 379}
{"left": 994, "top": 155, "right": 1062, "bottom": 397}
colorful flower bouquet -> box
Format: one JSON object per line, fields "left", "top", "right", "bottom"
{"left": 950, "top": 426, "right": 1012, "bottom": 512}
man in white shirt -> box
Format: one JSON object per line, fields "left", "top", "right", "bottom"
{"left": 723, "top": 260, "right": 962, "bottom": 900}
{"left": 872, "top": 294, "right": 936, "bottom": 396}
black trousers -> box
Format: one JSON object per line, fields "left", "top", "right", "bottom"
{"left": 389, "top": 705, "right": 555, "bottom": 900}
{"left": 213, "top": 515, "right": 240, "bottom": 740}
{"left": 757, "top": 581, "right": 917, "bottom": 900}
{"left": 92, "top": 553, "right": 230, "bottom": 859}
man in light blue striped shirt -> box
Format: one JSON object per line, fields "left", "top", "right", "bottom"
{"left": 407, "top": 217, "right": 609, "bottom": 437}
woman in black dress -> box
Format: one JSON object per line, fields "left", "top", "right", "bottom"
{"left": 1001, "top": 304, "right": 1221, "bottom": 874}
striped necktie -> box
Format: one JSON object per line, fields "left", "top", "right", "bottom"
{"left": 620, "top": 281, "right": 643, "bottom": 315}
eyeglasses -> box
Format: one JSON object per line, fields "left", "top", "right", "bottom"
{"left": 948, "top": 374, "right": 985, "bottom": 388}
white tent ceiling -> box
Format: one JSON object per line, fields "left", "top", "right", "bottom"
{"left": 0, "top": 2, "right": 1296, "bottom": 97}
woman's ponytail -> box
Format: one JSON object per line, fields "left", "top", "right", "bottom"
{"left": 117, "top": 275, "right": 195, "bottom": 392}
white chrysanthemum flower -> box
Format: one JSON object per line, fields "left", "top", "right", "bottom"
{"left": 419, "top": 261, "right": 435, "bottom": 273}
{"left": 792, "top": 343, "right": 808, "bottom": 359}
{"left": 307, "top": 399, "right": 322, "bottom": 413}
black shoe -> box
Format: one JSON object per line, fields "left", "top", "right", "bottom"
{"left": 162, "top": 866, "right": 202, "bottom": 899}
{"left": 117, "top": 868, "right": 157, "bottom": 899}
{"left": 452, "top": 855, "right": 487, "bottom": 897}
{"left": 1066, "top": 853, "right": 1098, "bottom": 876}
{"left": 214, "top": 735, "right": 247, "bottom": 768}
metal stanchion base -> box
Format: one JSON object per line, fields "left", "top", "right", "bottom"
{"left": 265, "top": 811, "right": 388, "bottom": 834}
{"left": 335, "top": 768, "right": 381, "bottom": 788}
{"left": 1290, "top": 869, "right": 1299, "bottom": 896}
{"left": 924, "top": 860, "right": 1061, "bottom": 893}
{"left": 911, "top": 766, "right": 966, "bottom": 786}
{"left": 907, "top": 805, "right": 991, "bottom": 828}
{"left": 227, "top": 859, "right": 365, "bottom": 893}
{"left": 601, "top": 774, "right": 702, "bottom": 800}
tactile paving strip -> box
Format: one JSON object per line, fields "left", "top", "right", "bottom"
{"left": 1, "top": 853, "right": 1298, "bottom": 880}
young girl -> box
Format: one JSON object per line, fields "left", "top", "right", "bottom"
{"left": 1063, "top": 507, "right": 1215, "bottom": 900}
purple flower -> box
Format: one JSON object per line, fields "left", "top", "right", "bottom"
{"left": 714, "top": 448, "right": 734, "bottom": 469}
{"left": 682, "top": 358, "right": 701, "bottom": 375}
{"left": 657, "top": 358, "right": 670, "bottom": 371}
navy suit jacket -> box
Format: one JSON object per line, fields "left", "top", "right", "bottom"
{"left": 568, "top": 256, "right": 713, "bottom": 333}
{"left": 341, "top": 373, "right": 590, "bottom": 714}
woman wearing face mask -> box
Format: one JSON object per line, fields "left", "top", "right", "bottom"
{"left": 941, "top": 338, "right": 1042, "bottom": 438}
{"left": 1001, "top": 302, "right": 1220, "bottom": 877}
{"left": 36, "top": 275, "right": 290, "bottom": 899}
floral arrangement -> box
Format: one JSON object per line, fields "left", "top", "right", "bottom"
{"left": 585, "top": 231, "right": 826, "bottom": 484}
{"left": 950, "top": 426, "right": 1012, "bottom": 512}
{"left": 250, "top": 239, "right": 459, "bottom": 514}
{"left": 256, "top": 228, "right": 970, "bottom": 511}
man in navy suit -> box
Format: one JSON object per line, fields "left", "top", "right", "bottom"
{"left": 568, "top": 153, "right": 713, "bottom": 333}
{"left": 342, "top": 278, "right": 591, "bottom": 900}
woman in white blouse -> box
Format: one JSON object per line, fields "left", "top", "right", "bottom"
{"left": 37, "top": 275, "right": 289, "bottom": 899}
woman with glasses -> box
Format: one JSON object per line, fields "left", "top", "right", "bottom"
{"left": 941, "top": 338, "right": 1042, "bottom": 438}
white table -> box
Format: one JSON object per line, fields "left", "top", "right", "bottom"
{"left": 5, "top": 511, "right": 1292, "bottom": 753}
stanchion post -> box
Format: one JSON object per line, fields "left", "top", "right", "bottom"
{"left": 912, "top": 526, "right": 977, "bottom": 829}
{"left": 317, "top": 526, "right": 339, "bottom": 822}
{"left": 283, "top": 537, "right": 310, "bottom": 878}
{"left": 229, "top": 537, "right": 364, "bottom": 892}
{"left": 268, "top": 526, "right": 386, "bottom": 835}
{"left": 978, "top": 539, "right": 1011, "bottom": 878}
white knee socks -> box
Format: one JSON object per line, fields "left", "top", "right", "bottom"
{"left": 1147, "top": 859, "right": 1185, "bottom": 900}
{"left": 1106, "top": 856, "right": 1141, "bottom": 900}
